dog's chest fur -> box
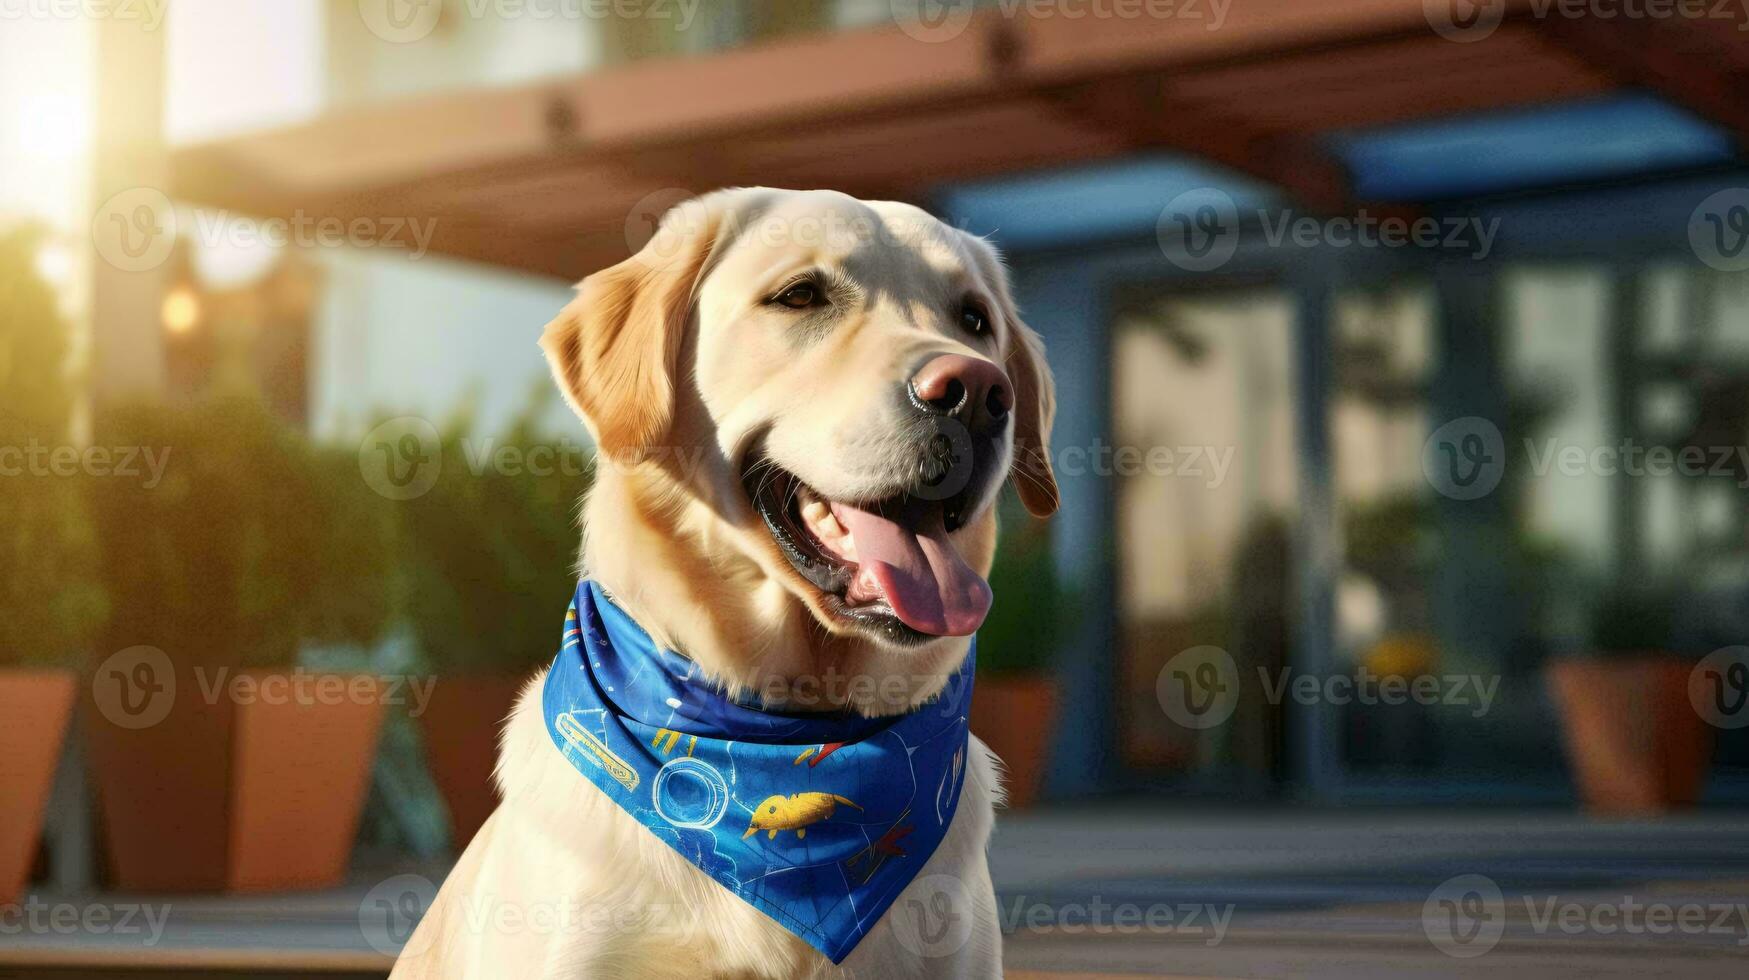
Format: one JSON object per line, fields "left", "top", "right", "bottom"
{"left": 393, "top": 672, "right": 1004, "bottom": 980}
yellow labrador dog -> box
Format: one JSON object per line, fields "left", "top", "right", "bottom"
{"left": 394, "top": 188, "right": 1057, "bottom": 979}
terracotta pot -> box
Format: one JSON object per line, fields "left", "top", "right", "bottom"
{"left": 970, "top": 675, "right": 1058, "bottom": 808}
{"left": 419, "top": 675, "right": 527, "bottom": 849}
{"left": 86, "top": 667, "right": 385, "bottom": 892}
{"left": 1547, "top": 656, "right": 1714, "bottom": 814}
{"left": 0, "top": 670, "right": 77, "bottom": 904}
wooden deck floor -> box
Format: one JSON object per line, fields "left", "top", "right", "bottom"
{"left": 4, "top": 809, "right": 1747, "bottom": 978}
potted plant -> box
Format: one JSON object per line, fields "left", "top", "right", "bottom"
{"left": 1546, "top": 580, "right": 1713, "bottom": 814}
{"left": 396, "top": 395, "right": 590, "bottom": 848}
{"left": 972, "top": 498, "right": 1069, "bottom": 808}
{"left": 85, "top": 392, "right": 395, "bottom": 892}
{"left": 0, "top": 225, "right": 107, "bottom": 904}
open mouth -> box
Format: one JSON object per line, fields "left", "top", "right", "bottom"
{"left": 742, "top": 459, "right": 992, "bottom": 645}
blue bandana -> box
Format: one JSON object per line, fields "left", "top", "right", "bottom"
{"left": 541, "top": 582, "right": 975, "bottom": 963}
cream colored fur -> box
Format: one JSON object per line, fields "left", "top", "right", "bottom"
{"left": 392, "top": 189, "right": 1056, "bottom": 979}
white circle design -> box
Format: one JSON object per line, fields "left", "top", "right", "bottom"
{"left": 652, "top": 756, "right": 731, "bottom": 830}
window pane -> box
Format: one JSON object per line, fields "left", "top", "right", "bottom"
{"left": 1114, "top": 287, "right": 1298, "bottom": 789}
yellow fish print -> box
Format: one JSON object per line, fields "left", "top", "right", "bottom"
{"left": 742, "top": 792, "right": 862, "bottom": 840}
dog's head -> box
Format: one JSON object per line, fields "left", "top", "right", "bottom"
{"left": 542, "top": 188, "right": 1056, "bottom": 652}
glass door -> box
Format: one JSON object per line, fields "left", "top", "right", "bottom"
{"left": 1112, "top": 284, "right": 1300, "bottom": 794}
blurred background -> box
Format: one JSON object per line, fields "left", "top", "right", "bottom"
{"left": 5, "top": 1, "right": 1749, "bottom": 977}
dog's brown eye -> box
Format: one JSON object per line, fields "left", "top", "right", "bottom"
{"left": 960, "top": 302, "right": 990, "bottom": 337}
{"left": 774, "top": 282, "right": 819, "bottom": 309}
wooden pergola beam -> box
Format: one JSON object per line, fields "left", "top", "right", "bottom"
{"left": 1541, "top": 13, "right": 1749, "bottom": 148}
{"left": 170, "top": 0, "right": 1434, "bottom": 206}
{"left": 1043, "top": 74, "right": 1355, "bottom": 215}
{"left": 164, "top": 0, "right": 1749, "bottom": 278}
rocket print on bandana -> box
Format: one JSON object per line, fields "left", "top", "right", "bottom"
{"left": 542, "top": 581, "right": 975, "bottom": 965}
{"left": 743, "top": 792, "right": 863, "bottom": 840}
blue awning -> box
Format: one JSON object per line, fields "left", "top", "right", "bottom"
{"left": 1329, "top": 93, "right": 1735, "bottom": 202}
{"left": 934, "top": 157, "right": 1276, "bottom": 251}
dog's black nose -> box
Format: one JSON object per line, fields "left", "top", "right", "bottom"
{"left": 909, "top": 354, "right": 1012, "bottom": 437}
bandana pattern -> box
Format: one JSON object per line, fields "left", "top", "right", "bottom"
{"left": 541, "top": 582, "right": 974, "bottom": 963}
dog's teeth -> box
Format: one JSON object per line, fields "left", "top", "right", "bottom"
{"left": 801, "top": 498, "right": 857, "bottom": 561}
{"left": 850, "top": 564, "right": 882, "bottom": 601}
{"left": 801, "top": 499, "right": 839, "bottom": 540}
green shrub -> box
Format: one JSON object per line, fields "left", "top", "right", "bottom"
{"left": 90, "top": 393, "right": 394, "bottom": 668}
{"left": 977, "top": 492, "right": 1071, "bottom": 677}
{"left": 0, "top": 225, "right": 107, "bottom": 667}
{"left": 395, "top": 395, "right": 590, "bottom": 675}
{"left": 1586, "top": 579, "right": 1682, "bottom": 657}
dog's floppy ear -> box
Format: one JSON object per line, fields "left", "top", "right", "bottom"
{"left": 957, "top": 229, "right": 1059, "bottom": 517}
{"left": 540, "top": 199, "right": 723, "bottom": 462}
{"left": 1005, "top": 317, "right": 1059, "bottom": 518}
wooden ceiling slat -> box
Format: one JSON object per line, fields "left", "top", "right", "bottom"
{"left": 1222, "top": 62, "right": 1614, "bottom": 134}
{"left": 1542, "top": 15, "right": 1749, "bottom": 146}
{"left": 1011, "top": 0, "right": 1437, "bottom": 78}
{"left": 1169, "top": 29, "right": 1525, "bottom": 100}
{"left": 166, "top": 0, "right": 1749, "bottom": 278}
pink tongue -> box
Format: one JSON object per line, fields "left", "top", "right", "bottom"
{"left": 830, "top": 501, "right": 991, "bottom": 637}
